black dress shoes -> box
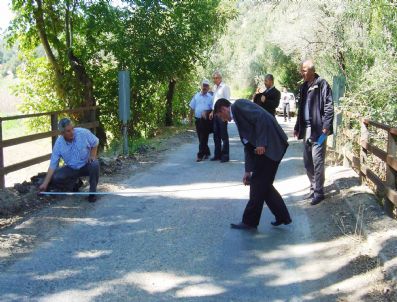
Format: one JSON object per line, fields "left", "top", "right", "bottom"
{"left": 220, "top": 156, "right": 229, "bottom": 163}
{"left": 311, "top": 195, "right": 325, "bottom": 205}
{"left": 271, "top": 219, "right": 292, "bottom": 226}
{"left": 230, "top": 222, "right": 257, "bottom": 230}
{"left": 88, "top": 194, "right": 97, "bottom": 203}
{"left": 210, "top": 157, "right": 221, "bottom": 161}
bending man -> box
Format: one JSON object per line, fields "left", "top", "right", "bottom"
{"left": 215, "top": 99, "right": 291, "bottom": 230}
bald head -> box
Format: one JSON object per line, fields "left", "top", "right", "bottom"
{"left": 301, "top": 59, "right": 316, "bottom": 82}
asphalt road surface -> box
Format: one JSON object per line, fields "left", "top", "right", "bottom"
{"left": 0, "top": 118, "right": 374, "bottom": 301}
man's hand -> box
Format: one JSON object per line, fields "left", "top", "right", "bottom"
{"left": 255, "top": 146, "right": 266, "bottom": 155}
{"left": 261, "top": 95, "right": 266, "bottom": 103}
{"left": 294, "top": 130, "right": 299, "bottom": 138}
{"left": 243, "top": 172, "right": 251, "bottom": 186}
{"left": 38, "top": 182, "right": 48, "bottom": 192}
{"left": 322, "top": 128, "right": 329, "bottom": 134}
{"left": 209, "top": 111, "right": 214, "bottom": 120}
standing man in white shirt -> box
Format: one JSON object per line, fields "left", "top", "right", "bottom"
{"left": 210, "top": 71, "right": 231, "bottom": 162}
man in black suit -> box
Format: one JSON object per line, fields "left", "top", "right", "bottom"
{"left": 214, "top": 98, "right": 292, "bottom": 230}
{"left": 254, "top": 74, "right": 281, "bottom": 116}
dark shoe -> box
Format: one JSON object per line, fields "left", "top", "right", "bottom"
{"left": 311, "top": 195, "right": 325, "bottom": 206}
{"left": 88, "top": 194, "right": 97, "bottom": 203}
{"left": 210, "top": 157, "right": 221, "bottom": 161}
{"left": 220, "top": 156, "right": 229, "bottom": 163}
{"left": 230, "top": 222, "right": 257, "bottom": 230}
{"left": 196, "top": 157, "right": 203, "bottom": 162}
{"left": 203, "top": 154, "right": 210, "bottom": 160}
{"left": 271, "top": 219, "right": 292, "bottom": 226}
{"left": 306, "top": 192, "right": 314, "bottom": 199}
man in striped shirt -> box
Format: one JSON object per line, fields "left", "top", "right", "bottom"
{"left": 39, "top": 118, "right": 100, "bottom": 202}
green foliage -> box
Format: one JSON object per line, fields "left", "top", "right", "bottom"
{"left": 7, "top": 0, "right": 236, "bottom": 144}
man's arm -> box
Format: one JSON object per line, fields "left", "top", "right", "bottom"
{"left": 321, "top": 81, "right": 334, "bottom": 133}
{"left": 223, "top": 85, "right": 231, "bottom": 100}
{"left": 89, "top": 145, "right": 98, "bottom": 162}
{"left": 39, "top": 168, "right": 55, "bottom": 191}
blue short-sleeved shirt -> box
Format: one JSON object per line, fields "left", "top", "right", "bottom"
{"left": 189, "top": 92, "right": 213, "bottom": 118}
{"left": 49, "top": 127, "right": 99, "bottom": 170}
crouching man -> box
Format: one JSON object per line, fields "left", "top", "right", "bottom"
{"left": 39, "top": 118, "right": 100, "bottom": 202}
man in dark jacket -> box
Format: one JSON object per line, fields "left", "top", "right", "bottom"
{"left": 215, "top": 98, "right": 291, "bottom": 230}
{"left": 294, "top": 60, "right": 334, "bottom": 205}
{"left": 254, "top": 74, "right": 281, "bottom": 116}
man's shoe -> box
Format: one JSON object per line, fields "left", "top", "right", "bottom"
{"left": 210, "top": 157, "right": 221, "bottom": 161}
{"left": 196, "top": 157, "right": 203, "bottom": 162}
{"left": 203, "top": 154, "right": 210, "bottom": 160}
{"left": 306, "top": 192, "right": 314, "bottom": 199}
{"left": 271, "top": 219, "right": 292, "bottom": 226}
{"left": 88, "top": 194, "right": 97, "bottom": 203}
{"left": 311, "top": 195, "right": 325, "bottom": 206}
{"left": 220, "top": 157, "right": 229, "bottom": 163}
{"left": 230, "top": 222, "right": 257, "bottom": 230}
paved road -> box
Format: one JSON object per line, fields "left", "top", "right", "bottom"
{"left": 0, "top": 119, "right": 368, "bottom": 301}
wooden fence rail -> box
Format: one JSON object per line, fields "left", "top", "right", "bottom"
{"left": 0, "top": 106, "right": 98, "bottom": 189}
{"left": 334, "top": 110, "right": 397, "bottom": 215}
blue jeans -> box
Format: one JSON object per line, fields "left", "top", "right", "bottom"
{"left": 50, "top": 160, "right": 100, "bottom": 192}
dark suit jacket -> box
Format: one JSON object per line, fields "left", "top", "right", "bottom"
{"left": 294, "top": 74, "right": 334, "bottom": 140}
{"left": 231, "top": 99, "right": 289, "bottom": 172}
{"left": 258, "top": 87, "right": 281, "bottom": 116}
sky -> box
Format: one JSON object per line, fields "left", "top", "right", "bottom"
{"left": 0, "top": 0, "right": 13, "bottom": 38}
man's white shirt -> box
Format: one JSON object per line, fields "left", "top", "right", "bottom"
{"left": 213, "top": 82, "right": 231, "bottom": 103}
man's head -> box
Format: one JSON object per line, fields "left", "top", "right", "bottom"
{"left": 58, "top": 118, "right": 74, "bottom": 141}
{"left": 264, "top": 74, "right": 274, "bottom": 89}
{"left": 201, "top": 79, "right": 210, "bottom": 94}
{"left": 214, "top": 98, "right": 232, "bottom": 122}
{"left": 301, "top": 59, "right": 316, "bottom": 83}
{"left": 212, "top": 71, "right": 222, "bottom": 86}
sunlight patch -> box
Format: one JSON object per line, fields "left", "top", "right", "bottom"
{"left": 175, "top": 283, "right": 226, "bottom": 297}
{"left": 74, "top": 250, "right": 112, "bottom": 259}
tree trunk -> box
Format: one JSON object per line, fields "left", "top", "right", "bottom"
{"left": 165, "top": 79, "right": 176, "bottom": 126}
{"left": 67, "top": 49, "right": 107, "bottom": 147}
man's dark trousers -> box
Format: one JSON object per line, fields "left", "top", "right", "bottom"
{"left": 50, "top": 160, "right": 100, "bottom": 192}
{"left": 213, "top": 116, "right": 229, "bottom": 160}
{"left": 242, "top": 154, "right": 291, "bottom": 227}
{"left": 303, "top": 140, "right": 326, "bottom": 198}
{"left": 195, "top": 118, "right": 211, "bottom": 159}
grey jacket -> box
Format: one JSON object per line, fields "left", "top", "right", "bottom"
{"left": 231, "top": 99, "right": 289, "bottom": 172}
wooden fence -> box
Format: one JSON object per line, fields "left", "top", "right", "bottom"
{"left": 0, "top": 106, "right": 98, "bottom": 189}
{"left": 334, "top": 110, "right": 397, "bottom": 214}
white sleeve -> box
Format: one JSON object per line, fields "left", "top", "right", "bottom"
{"left": 223, "top": 85, "right": 231, "bottom": 100}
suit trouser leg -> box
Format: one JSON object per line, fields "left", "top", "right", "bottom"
{"left": 78, "top": 160, "right": 100, "bottom": 192}
{"left": 213, "top": 117, "right": 222, "bottom": 158}
{"left": 50, "top": 166, "right": 80, "bottom": 191}
{"left": 219, "top": 120, "right": 229, "bottom": 159}
{"left": 242, "top": 155, "right": 291, "bottom": 227}
{"left": 195, "top": 119, "right": 204, "bottom": 158}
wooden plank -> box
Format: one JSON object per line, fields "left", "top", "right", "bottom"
{"left": 360, "top": 140, "right": 387, "bottom": 162}
{"left": 344, "top": 151, "right": 360, "bottom": 170}
{"left": 0, "top": 120, "right": 4, "bottom": 188}
{"left": 366, "top": 169, "right": 397, "bottom": 206}
{"left": 0, "top": 106, "right": 98, "bottom": 122}
{"left": 387, "top": 155, "right": 397, "bottom": 172}
{"left": 363, "top": 118, "right": 392, "bottom": 132}
{"left": 0, "top": 121, "right": 99, "bottom": 148}
{"left": 0, "top": 153, "right": 51, "bottom": 175}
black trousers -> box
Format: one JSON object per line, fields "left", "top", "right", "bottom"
{"left": 195, "top": 118, "right": 211, "bottom": 158}
{"left": 242, "top": 155, "right": 291, "bottom": 227}
{"left": 50, "top": 160, "right": 100, "bottom": 192}
{"left": 213, "top": 116, "right": 229, "bottom": 159}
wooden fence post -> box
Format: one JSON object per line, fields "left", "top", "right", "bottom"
{"left": 0, "top": 119, "right": 4, "bottom": 189}
{"left": 385, "top": 131, "right": 397, "bottom": 216}
{"left": 360, "top": 120, "right": 369, "bottom": 184}
{"left": 50, "top": 113, "right": 58, "bottom": 148}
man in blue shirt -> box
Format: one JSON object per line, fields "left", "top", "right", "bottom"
{"left": 189, "top": 79, "right": 214, "bottom": 162}
{"left": 39, "top": 118, "right": 100, "bottom": 202}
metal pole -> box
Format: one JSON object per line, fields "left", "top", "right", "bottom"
{"left": 122, "top": 124, "right": 128, "bottom": 155}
